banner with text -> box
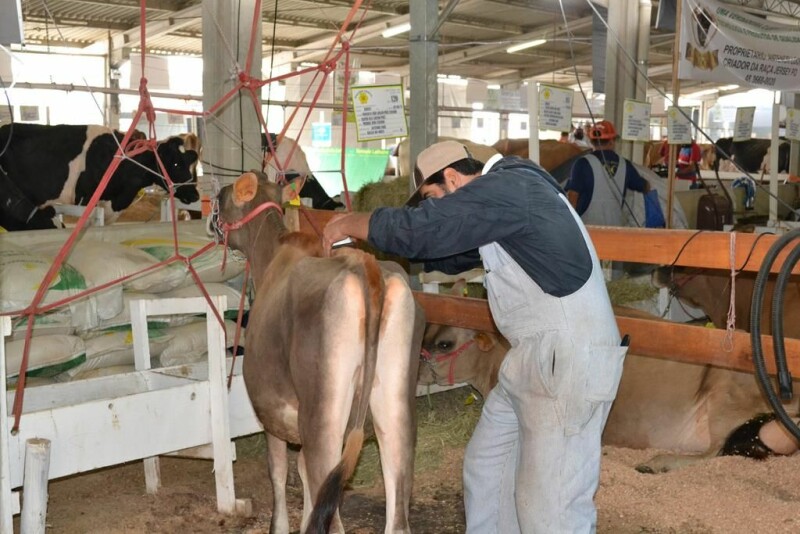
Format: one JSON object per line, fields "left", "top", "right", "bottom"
{"left": 351, "top": 85, "right": 408, "bottom": 142}
{"left": 678, "top": 0, "right": 800, "bottom": 90}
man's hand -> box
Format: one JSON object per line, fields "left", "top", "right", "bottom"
{"left": 322, "top": 212, "right": 372, "bottom": 257}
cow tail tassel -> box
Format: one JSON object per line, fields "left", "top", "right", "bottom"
{"left": 305, "top": 252, "right": 384, "bottom": 534}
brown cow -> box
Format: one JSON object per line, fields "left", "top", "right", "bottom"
{"left": 213, "top": 172, "right": 423, "bottom": 533}
{"left": 394, "top": 136, "right": 499, "bottom": 178}
{"left": 492, "top": 138, "right": 589, "bottom": 171}
{"left": 418, "top": 306, "right": 800, "bottom": 473}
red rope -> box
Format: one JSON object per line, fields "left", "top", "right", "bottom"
{"left": 420, "top": 340, "right": 476, "bottom": 386}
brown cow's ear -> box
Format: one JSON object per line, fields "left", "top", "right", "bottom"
{"left": 233, "top": 173, "right": 259, "bottom": 206}
{"left": 474, "top": 332, "right": 496, "bottom": 352}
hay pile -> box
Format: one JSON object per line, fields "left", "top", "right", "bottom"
{"left": 606, "top": 276, "right": 658, "bottom": 306}
{"left": 352, "top": 176, "right": 413, "bottom": 212}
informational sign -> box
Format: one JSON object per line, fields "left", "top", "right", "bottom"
{"left": 621, "top": 99, "right": 652, "bottom": 142}
{"left": 787, "top": 108, "right": 800, "bottom": 142}
{"left": 538, "top": 84, "right": 573, "bottom": 132}
{"left": 678, "top": 0, "right": 800, "bottom": 90}
{"left": 311, "top": 122, "right": 332, "bottom": 147}
{"left": 350, "top": 84, "right": 408, "bottom": 142}
{"left": 666, "top": 106, "right": 693, "bottom": 144}
{"left": 733, "top": 106, "right": 755, "bottom": 141}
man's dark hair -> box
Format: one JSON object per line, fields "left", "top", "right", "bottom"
{"left": 414, "top": 157, "right": 484, "bottom": 186}
{"left": 574, "top": 128, "right": 585, "bottom": 141}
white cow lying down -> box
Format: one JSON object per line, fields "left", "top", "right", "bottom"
{"left": 419, "top": 309, "right": 800, "bottom": 473}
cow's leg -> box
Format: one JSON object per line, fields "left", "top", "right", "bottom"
{"left": 298, "top": 280, "right": 366, "bottom": 533}
{"left": 297, "top": 450, "right": 314, "bottom": 533}
{"left": 370, "top": 276, "right": 418, "bottom": 534}
{"left": 266, "top": 433, "right": 290, "bottom": 534}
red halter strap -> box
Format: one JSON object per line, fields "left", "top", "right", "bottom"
{"left": 420, "top": 339, "right": 475, "bottom": 386}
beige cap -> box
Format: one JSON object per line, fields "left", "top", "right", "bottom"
{"left": 405, "top": 140, "right": 476, "bottom": 206}
{"left": 415, "top": 140, "right": 475, "bottom": 181}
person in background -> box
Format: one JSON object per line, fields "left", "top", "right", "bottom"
{"left": 571, "top": 127, "right": 592, "bottom": 149}
{"left": 565, "top": 120, "right": 652, "bottom": 227}
{"left": 559, "top": 131, "right": 570, "bottom": 143}
{"left": 322, "top": 140, "right": 626, "bottom": 534}
{"left": 660, "top": 138, "right": 702, "bottom": 189}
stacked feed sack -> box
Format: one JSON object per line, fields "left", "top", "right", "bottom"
{"left": 2, "top": 226, "right": 248, "bottom": 385}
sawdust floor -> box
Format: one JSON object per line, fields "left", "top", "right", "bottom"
{"left": 19, "top": 388, "right": 800, "bottom": 533}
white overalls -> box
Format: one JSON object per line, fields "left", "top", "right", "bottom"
{"left": 581, "top": 154, "right": 627, "bottom": 227}
{"left": 463, "top": 194, "right": 627, "bottom": 534}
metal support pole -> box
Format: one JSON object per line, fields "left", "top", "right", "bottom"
{"left": 604, "top": 0, "right": 638, "bottom": 160}
{"left": 409, "top": 0, "right": 439, "bottom": 192}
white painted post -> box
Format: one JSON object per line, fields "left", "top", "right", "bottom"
{"left": 130, "top": 298, "right": 161, "bottom": 494}
{"left": 205, "top": 295, "right": 239, "bottom": 514}
{"left": 20, "top": 438, "right": 51, "bottom": 534}
{"left": 527, "top": 79, "right": 540, "bottom": 165}
{"left": 1, "top": 316, "right": 15, "bottom": 532}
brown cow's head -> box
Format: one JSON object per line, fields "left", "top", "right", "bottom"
{"left": 418, "top": 323, "right": 508, "bottom": 398}
{"left": 212, "top": 172, "right": 287, "bottom": 258}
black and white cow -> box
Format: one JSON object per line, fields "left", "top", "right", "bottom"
{"left": 713, "top": 137, "right": 789, "bottom": 174}
{"left": 0, "top": 123, "right": 199, "bottom": 224}
{"left": 0, "top": 166, "right": 59, "bottom": 231}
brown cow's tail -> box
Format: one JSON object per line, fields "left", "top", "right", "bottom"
{"left": 305, "top": 252, "right": 384, "bottom": 534}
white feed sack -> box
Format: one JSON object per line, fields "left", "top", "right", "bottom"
{"left": 121, "top": 235, "right": 246, "bottom": 286}
{"left": 33, "top": 238, "right": 187, "bottom": 302}
{"left": 0, "top": 242, "right": 96, "bottom": 329}
{"left": 159, "top": 319, "right": 244, "bottom": 367}
{"left": 5, "top": 334, "right": 87, "bottom": 380}
{"left": 160, "top": 282, "right": 249, "bottom": 319}
{"left": 58, "top": 326, "right": 173, "bottom": 380}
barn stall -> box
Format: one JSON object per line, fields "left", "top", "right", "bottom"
{"left": 3, "top": 206, "right": 800, "bottom": 532}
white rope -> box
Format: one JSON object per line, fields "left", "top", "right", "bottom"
{"left": 724, "top": 232, "right": 737, "bottom": 351}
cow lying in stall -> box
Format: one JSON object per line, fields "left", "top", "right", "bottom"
{"left": 213, "top": 172, "right": 423, "bottom": 534}
{"left": 0, "top": 123, "right": 199, "bottom": 226}
{"left": 418, "top": 304, "right": 800, "bottom": 473}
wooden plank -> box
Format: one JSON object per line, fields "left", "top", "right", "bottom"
{"left": 617, "top": 316, "right": 800, "bottom": 376}
{"left": 290, "top": 208, "right": 800, "bottom": 274}
{"left": 413, "top": 292, "right": 496, "bottom": 332}
{"left": 578, "top": 226, "right": 799, "bottom": 274}
{"left": 413, "top": 291, "right": 800, "bottom": 376}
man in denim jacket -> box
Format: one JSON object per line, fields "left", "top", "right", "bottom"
{"left": 323, "top": 140, "right": 626, "bottom": 533}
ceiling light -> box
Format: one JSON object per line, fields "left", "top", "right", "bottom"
{"left": 382, "top": 22, "right": 411, "bottom": 38}
{"left": 488, "top": 84, "right": 501, "bottom": 90}
{"left": 506, "top": 39, "right": 546, "bottom": 54}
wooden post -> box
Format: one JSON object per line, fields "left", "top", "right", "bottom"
{"left": 666, "top": 0, "right": 683, "bottom": 229}
{"left": 20, "top": 438, "right": 51, "bottom": 534}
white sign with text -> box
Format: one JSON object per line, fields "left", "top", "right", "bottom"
{"left": 621, "top": 99, "right": 652, "bottom": 142}
{"left": 666, "top": 107, "right": 693, "bottom": 144}
{"left": 538, "top": 84, "right": 573, "bottom": 132}
{"left": 350, "top": 85, "right": 408, "bottom": 142}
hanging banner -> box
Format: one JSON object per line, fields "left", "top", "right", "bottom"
{"left": 350, "top": 85, "right": 408, "bottom": 142}
{"left": 621, "top": 99, "right": 652, "bottom": 142}
{"left": 733, "top": 106, "right": 755, "bottom": 141}
{"left": 787, "top": 108, "right": 800, "bottom": 142}
{"left": 678, "top": 0, "right": 800, "bottom": 90}
{"left": 666, "top": 106, "right": 693, "bottom": 144}
{"left": 538, "top": 84, "right": 573, "bottom": 132}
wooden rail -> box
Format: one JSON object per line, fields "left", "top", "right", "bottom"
{"left": 286, "top": 208, "right": 800, "bottom": 376}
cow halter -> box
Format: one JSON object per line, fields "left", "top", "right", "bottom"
{"left": 211, "top": 197, "right": 284, "bottom": 267}
{"left": 420, "top": 339, "right": 475, "bottom": 386}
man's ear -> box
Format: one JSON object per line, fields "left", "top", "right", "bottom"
{"left": 442, "top": 167, "right": 460, "bottom": 190}
{"left": 474, "top": 332, "right": 497, "bottom": 352}
{"left": 233, "top": 172, "right": 259, "bottom": 206}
